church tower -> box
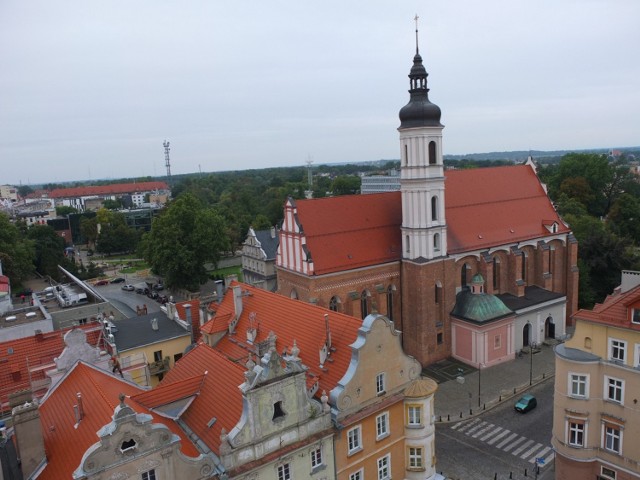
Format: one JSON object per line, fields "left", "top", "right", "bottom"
{"left": 399, "top": 20, "right": 446, "bottom": 260}
{"left": 399, "top": 19, "right": 454, "bottom": 366}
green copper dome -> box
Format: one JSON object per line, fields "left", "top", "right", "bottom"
{"left": 451, "top": 287, "right": 513, "bottom": 324}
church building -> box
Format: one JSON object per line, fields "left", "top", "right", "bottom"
{"left": 276, "top": 35, "right": 578, "bottom": 368}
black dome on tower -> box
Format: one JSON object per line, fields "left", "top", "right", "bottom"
{"left": 399, "top": 46, "right": 442, "bottom": 128}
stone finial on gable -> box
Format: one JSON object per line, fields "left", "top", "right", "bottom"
{"left": 321, "top": 390, "right": 330, "bottom": 413}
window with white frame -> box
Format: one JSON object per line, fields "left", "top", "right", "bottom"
{"left": 408, "top": 446, "right": 424, "bottom": 469}
{"left": 376, "top": 412, "right": 389, "bottom": 440}
{"left": 407, "top": 404, "right": 422, "bottom": 426}
{"left": 141, "top": 470, "right": 156, "bottom": 480}
{"left": 277, "top": 463, "right": 291, "bottom": 480}
{"left": 632, "top": 309, "right": 640, "bottom": 324}
{"left": 603, "top": 425, "right": 622, "bottom": 454}
{"left": 376, "top": 372, "right": 386, "bottom": 395}
{"left": 377, "top": 454, "right": 391, "bottom": 480}
{"left": 601, "top": 466, "right": 617, "bottom": 480}
{"left": 605, "top": 376, "right": 624, "bottom": 404}
{"left": 311, "top": 445, "right": 323, "bottom": 469}
{"left": 349, "top": 469, "right": 363, "bottom": 480}
{"left": 569, "top": 373, "right": 588, "bottom": 398}
{"left": 634, "top": 343, "right": 640, "bottom": 368}
{"left": 347, "top": 426, "right": 362, "bottom": 454}
{"left": 568, "top": 421, "right": 585, "bottom": 447}
{"left": 608, "top": 338, "right": 626, "bottom": 363}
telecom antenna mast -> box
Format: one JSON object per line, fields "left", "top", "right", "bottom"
{"left": 163, "top": 140, "right": 172, "bottom": 178}
{"left": 306, "top": 156, "right": 313, "bottom": 189}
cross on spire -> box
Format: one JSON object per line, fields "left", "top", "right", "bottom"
{"left": 414, "top": 14, "right": 420, "bottom": 54}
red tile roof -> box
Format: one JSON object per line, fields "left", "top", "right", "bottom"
{"left": 133, "top": 374, "right": 205, "bottom": 410}
{"left": 0, "top": 326, "right": 102, "bottom": 414}
{"left": 48, "top": 181, "right": 169, "bottom": 199}
{"left": 38, "top": 362, "right": 199, "bottom": 479}
{"left": 445, "top": 165, "right": 570, "bottom": 253}
{"left": 573, "top": 283, "right": 640, "bottom": 328}
{"left": 293, "top": 192, "right": 402, "bottom": 275}
{"left": 288, "top": 164, "right": 568, "bottom": 273}
{"left": 156, "top": 343, "right": 245, "bottom": 452}
{"left": 204, "top": 282, "right": 363, "bottom": 397}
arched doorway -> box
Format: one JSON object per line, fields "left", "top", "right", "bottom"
{"left": 545, "top": 315, "right": 555, "bottom": 339}
{"left": 523, "top": 323, "right": 531, "bottom": 347}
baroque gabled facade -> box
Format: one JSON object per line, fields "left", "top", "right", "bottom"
{"left": 276, "top": 35, "right": 578, "bottom": 368}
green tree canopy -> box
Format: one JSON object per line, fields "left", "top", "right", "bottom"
{"left": 0, "top": 213, "right": 35, "bottom": 285}
{"left": 96, "top": 212, "right": 139, "bottom": 255}
{"left": 27, "top": 224, "right": 67, "bottom": 280}
{"left": 607, "top": 193, "right": 640, "bottom": 242}
{"left": 331, "top": 175, "right": 361, "bottom": 195}
{"left": 139, "top": 194, "right": 230, "bottom": 291}
{"left": 55, "top": 206, "right": 79, "bottom": 216}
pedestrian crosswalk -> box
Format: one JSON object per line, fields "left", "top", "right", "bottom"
{"left": 451, "top": 418, "right": 554, "bottom": 467}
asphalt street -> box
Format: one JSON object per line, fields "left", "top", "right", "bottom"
{"left": 436, "top": 377, "right": 555, "bottom": 480}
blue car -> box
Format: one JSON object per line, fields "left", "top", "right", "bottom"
{"left": 515, "top": 394, "right": 537, "bottom": 413}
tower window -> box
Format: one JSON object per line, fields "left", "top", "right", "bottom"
{"left": 404, "top": 144, "right": 409, "bottom": 166}
{"left": 273, "top": 401, "right": 285, "bottom": 420}
{"left": 428, "top": 141, "right": 437, "bottom": 165}
{"left": 461, "top": 263, "right": 469, "bottom": 287}
{"left": 361, "top": 290, "right": 370, "bottom": 319}
{"left": 433, "top": 232, "right": 440, "bottom": 252}
{"left": 431, "top": 196, "right": 438, "bottom": 221}
{"left": 406, "top": 235, "right": 410, "bottom": 254}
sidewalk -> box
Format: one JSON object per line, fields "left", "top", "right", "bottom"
{"left": 428, "top": 344, "right": 557, "bottom": 422}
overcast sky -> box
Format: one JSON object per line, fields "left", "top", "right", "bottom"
{"left": 1, "top": 1, "right": 638, "bottom": 186}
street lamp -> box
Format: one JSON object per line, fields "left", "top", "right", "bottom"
{"left": 477, "top": 362, "right": 483, "bottom": 407}
{"left": 527, "top": 320, "right": 533, "bottom": 385}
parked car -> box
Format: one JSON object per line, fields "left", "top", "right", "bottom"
{"left": 121, "top": 284, "right": 135, "bottom": 291}
{"left": 136, "top": 287, "right": 150, "bottom": 295}
{"left": 110, "top": 277, "right": 125, "bottom": 284}
{"left": 514, "top": 394, "right": 537, "bottom": 413}
{"left": 157, "top": 294, "right": 168, "bottom": 305}
{"left": 95, "top": 279, "right": 109, "bottom": 286}
{"left": 153, "top": 283, "right": 164, "bottom": 291}
{"left": 147, "top": 291, "right": 159, "bottom": 300}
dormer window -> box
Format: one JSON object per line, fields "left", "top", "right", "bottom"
{"left": 632, "top": 309, "right": 640, "bottom": 324}
{"left": 273, "top": 400, "right": 286, "bottom": 421}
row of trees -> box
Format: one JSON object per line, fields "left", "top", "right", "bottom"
{"left": 538, "top": 153, "right": 640, "bottom": 306}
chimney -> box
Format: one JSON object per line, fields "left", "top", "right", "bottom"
{"left": 151, "top": 318, "right": 159, "bottom": 331}
{"left": 232, "top": 285, "right": 243, "bottom": 318}
{"left": 270, "top": 226, "right": 276, "bottom": 239}
{"left": 184, "top": 303, "right": 194, "bottom": 343}
{"left": 76, "top": 392, "right": 84, "bottom": 421}
{"left": 324, "top": 314, "right": 332, "bottom": 351}
{"left": 12, "top": 400, "right": 46, "bottom": 479}
{"left": 214, "top": 280, "right": 224, "bottom": 303}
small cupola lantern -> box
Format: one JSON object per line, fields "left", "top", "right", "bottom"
{"left": 470, "top": 273, "right": 485, "bottom": 294}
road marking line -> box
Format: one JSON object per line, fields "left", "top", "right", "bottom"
{"left": 451, "top": 421, "right": 464, "bottom": 430}
{"left": 487, "top": 429, "right": 510, "bottom": 445}
{"left": 456, "top": 418, "right": 481, "bottom": 433}
{"left": 542, "top": 449, "right": 555, "bottom": 466}
{"left": 502, "top": 437, "right": 526, "bottom": 452}
{"left": 496, "top": 432, "right": 518, "bottom": 449}
{"left": 481, "top": 426, "right": 502, "bottom": 441}
{"left": 471, "top": 423, "right": 495, "bottom": 438}
{"left": 529, "top": 446, "right": 551, "bottom": 464}
{"left": 465, "top": 421, "right": 487, "bottom": 435}
{"left": 521, "top": 442, "right": 542, "bottom": 460}
{"left": 512, "top": 439, "right": 534, "bottom": 456}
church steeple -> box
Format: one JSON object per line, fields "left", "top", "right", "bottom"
{"left": 399, "top": 16, "right": 442, "bottom": 129}
{"left": 399, "top": 16, "right": 446, "bottom": 262}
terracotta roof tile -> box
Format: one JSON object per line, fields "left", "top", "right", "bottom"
{"left": 573, "top": 284, "right": 640, "bottom": 327}
{"left": 132, "top": 374, "right": 205, "bottom": 409}
{"left": 287, "top": 164, "right": 568, "bottom": 271}
{"left": 158, "top": 343, "right": 246, "bottom": 453}
{"left": 0, "top": 326, "right": 101, "bottom": 413}
{"left": 205, "top": 282, "right": 363, "bottom": 396}
{"left": 38, "top": 362, "right": 198, "bottom": 479}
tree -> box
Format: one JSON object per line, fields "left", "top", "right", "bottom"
{"left": 17, "top": 185, "right": 33, "bottom": 198}
{"left": 56, "top": 206, "right": 79, "bottom": 216}
{"left": 0, "top": 213, "right": 35, "bottom": 285}
{"left": 102, "top": 198, "right": 122, "bottom": 210}
{"left": 27, "top": 225, "right": 67, "bottom": 280}
{"left": 96, "top": 212, "right": 138, "bottom": 255}
{"left": 139, "top": 194, "right": 230, "bottom": 291}
{"left": 331, "top": 175, "right": 361, "bottom": 195}
{"left": 80, "top": 216, "right": 98, "bottom": 248}
{"left": 607, "top": 193, "right": 640, "bottom": 242}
